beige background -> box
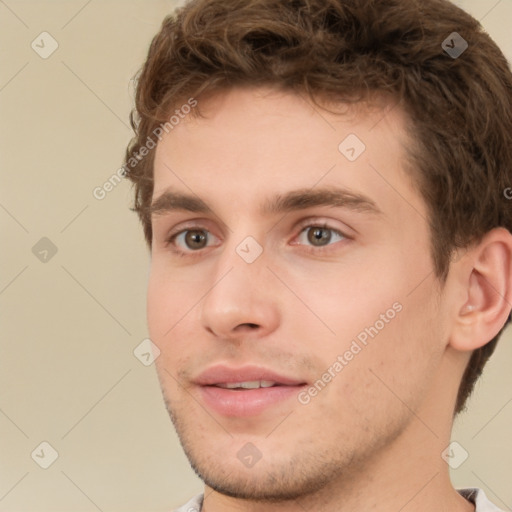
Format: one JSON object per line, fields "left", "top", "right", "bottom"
{"left": 0, "top": 1, "right": 511, "bottom": 510}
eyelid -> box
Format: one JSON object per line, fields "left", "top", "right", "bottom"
{"left": 292, "top": 217, "right": 353, "bottom": 240}
{"left": 163, "top": 216, "right": 352, "bottom": 256}
{"left": 165, "top": 218, "right": 219, "bottom": 240}
{"left": 165, "top": 222, "right": 220, "bottom": 248}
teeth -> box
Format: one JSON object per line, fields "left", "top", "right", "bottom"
{"left": 216, "top": 380, "right": 277, "bottom": 389}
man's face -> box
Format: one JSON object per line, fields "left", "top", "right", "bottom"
{"left": 147, "top": 87, "right": 450, "bottom": 500}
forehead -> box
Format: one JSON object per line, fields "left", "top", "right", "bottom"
{"left": 151, "top": 86, "right": 424, "bottom": 223}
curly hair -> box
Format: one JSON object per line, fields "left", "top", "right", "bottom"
{"left": 123, "top": 0, "right": 512, "bottom": 415}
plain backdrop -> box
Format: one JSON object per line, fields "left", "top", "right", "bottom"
{"left": 0, "top": 1, "right": 511, "bottom": 510}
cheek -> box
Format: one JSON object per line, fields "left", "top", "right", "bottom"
{"left": 292, "top": 256, "right": 440, "bottom": 390}
{"left": 146, "top": 267, "right": 190, "bottom": 344}
{"left": 284, "top": 263, "right": 399, "bottom": 345}
{"left": 147, "top": 272, "right": 194, "bottom": 387}
{"left": 146, "top": 272, "right": 167, "bottom": 340}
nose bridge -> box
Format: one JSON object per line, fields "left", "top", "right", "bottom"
{"left": 200, "top": 230, "right": 279, "bottom": 338}
{"left": 212, "top": 221, "right": 268, "bottom": 289}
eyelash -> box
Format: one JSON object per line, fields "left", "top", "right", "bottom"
{"left": 164, "top": 221, "right": 348, "bottom": 259}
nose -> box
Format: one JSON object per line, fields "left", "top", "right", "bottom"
{"left": 200, "top": 240, "right": 280, "bottom": 341}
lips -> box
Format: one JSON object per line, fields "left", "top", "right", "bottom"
{"left": 194, "top": 364, "right": 307, "bottom": 387}
{"left": 194, "top": 364, "right": 308, "bottom": 416}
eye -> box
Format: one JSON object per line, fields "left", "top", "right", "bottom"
{"left": 167, "top": 228, "right": 219, "bottom": 256}
{"left": 294, "top": 224, "right": 346, "bottom": 248}
{"left": 164, "top": 222, "right": 347, "bottom": 258}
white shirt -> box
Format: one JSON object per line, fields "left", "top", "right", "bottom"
{"left": 172, "top": 488, "right": 506, "bottom": 511}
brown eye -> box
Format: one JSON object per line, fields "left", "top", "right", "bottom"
{"left": 294, "top": 223, "right": 346, "bottom": 251}
{"left": 307, "top": 227, "right": 333, "bottom": 246}
{"left": 166, "top": 226, "right": 220, "bottom": 258}
{"left": 183, "top": 230, "right": 208, "bottom": 250}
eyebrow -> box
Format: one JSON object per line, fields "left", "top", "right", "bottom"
{"left": 149, "top": 186, "right": 382, "bottom": 218}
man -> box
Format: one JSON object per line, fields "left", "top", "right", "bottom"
{"left": 123, "top": 0, "right": 512, "bottom": 510}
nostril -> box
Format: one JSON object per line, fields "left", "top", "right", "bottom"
{"left": 233, "top": 322, "right": 260, "bottom": 333}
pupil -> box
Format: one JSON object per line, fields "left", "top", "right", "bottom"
{"left": 186, "top": 230, "right": 206, "bottom": 249}
{"left": 309, "top": 227, "right": 331, "bottom": 246}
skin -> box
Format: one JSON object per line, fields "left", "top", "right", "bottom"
{"left": 146, "top": 86, "right": 512, "bottom": 511}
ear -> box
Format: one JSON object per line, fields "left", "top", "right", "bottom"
{"left": 449, "top": 227, "right": 512, "bottom": 352}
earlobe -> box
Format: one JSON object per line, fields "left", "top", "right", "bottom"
{"left": 449, "top": 228, "right": 512, "bottom": 352}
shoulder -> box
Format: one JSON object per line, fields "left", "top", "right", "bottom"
{"left": 173, "top": 490, "right": 505, "bottom": 512}
{"left": 458, "top": 487, "right": 506, "bottom": 512}
{"left": 171, "top": 493, "right": 204, "bottom": 512}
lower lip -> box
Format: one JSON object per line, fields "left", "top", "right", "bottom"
{"left": 199, "top": 384, "right": 307, "bottom": 417}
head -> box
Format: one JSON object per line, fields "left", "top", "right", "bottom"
{"left": 124, "top": 0, "right": 512, "bottom": 502}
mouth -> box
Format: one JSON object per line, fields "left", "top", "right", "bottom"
{"left": 199, "top": 384, "right": 307, "bottom": 417}
{"left": 194, "top": 364, "right": 308, "bottom": 416}
{"left": 212, "top": 380, "right": 285, "bottom": 390}
{"left": 197, "top": 372, "right": 307, "bottom": 416}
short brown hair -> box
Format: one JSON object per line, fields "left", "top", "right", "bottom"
{"left": 124, "top": 0, "right": 512, "bottom": 415}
